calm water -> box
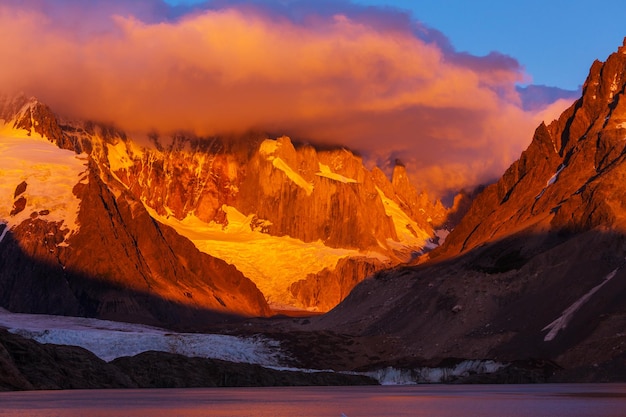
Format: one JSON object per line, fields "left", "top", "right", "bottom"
{"left": 1, "top": 384, "right": 625, "bottom": 417}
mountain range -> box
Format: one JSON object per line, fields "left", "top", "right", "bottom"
{"left": 0, "top": 92, "right": 448, "bottom": 323}
{"left": 1, "top": 38, "right": 626, "bottom": 387}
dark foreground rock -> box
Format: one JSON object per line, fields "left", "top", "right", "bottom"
{"left": 0, "top": 329, "right": 376, "bottom": 391}
{"left": 112, "top": 351, "right": 376, "bottom": 388}
{"left": 0, "top": 329, "right": 134, "bottom": 391}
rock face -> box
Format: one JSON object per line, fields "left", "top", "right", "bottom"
{"left": 437, "top": 38, "right": 626, "bottom": 258}
{"left": 290, "top": 257, "right": 387, "bottom": 311}
{"left": 0, "top": 93, "right": 446, "bottom": 318}
{"left": 0, "top": 328, "right": 134, "bottom": 390}
{"left": 0, "top": 171, "right": 272, "bottom": 327}
{"left": 110, "top": 133, "right": 445, "bottom": 310}
{"left": 308, "top": 39, "right": 626, "bottom": 377}
{"left": 102, "top": 133, "right": 444, "bottom": 255}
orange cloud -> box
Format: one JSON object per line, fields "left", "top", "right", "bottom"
{"left": 0, "top": 1, "right": 574, "bottom": 199}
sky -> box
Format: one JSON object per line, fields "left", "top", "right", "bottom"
{"left": 0, "top": 0, "right": 623, "bottom": 199}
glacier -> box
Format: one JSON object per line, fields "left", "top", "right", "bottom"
{"left": 0, "top": 308, "right": 285, "bottom": 365}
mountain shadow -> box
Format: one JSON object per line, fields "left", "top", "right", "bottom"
{"left": 297, "top": 228, "right": 626, "bottom": 381}
{"left": 0, "top": 228, "right": 257, "bottom": 331}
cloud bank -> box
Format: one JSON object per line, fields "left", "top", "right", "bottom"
{"left": 0, "top": 0, "right": 574, "bottom": 198}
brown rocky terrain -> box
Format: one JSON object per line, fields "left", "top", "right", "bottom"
{"left": 437, "top": 38, "right": 626, "bottom": 257}
{"left": 0, "top": 168, "right": 271, "bottom": 327}
{"left": 290, "top": 257, "right": 387, "bottom": 311}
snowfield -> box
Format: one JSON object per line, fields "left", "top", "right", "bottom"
{"left": 144, "top": 204, "right": 389, "bottom": 311}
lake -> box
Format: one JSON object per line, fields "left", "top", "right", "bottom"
{"left": 1, "top": 384, "right": 625, "bottom": 417}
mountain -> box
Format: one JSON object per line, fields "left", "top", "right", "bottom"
{"left": 0, "top": 98, "right": 271, "bottom": 327}
{"left": 302, "top": 38, "right": 626, "bottom": 380}
{"left": 0, "top": 94, "right": 446, "bottom": 324}
{"left": 105, "top": 132, "right": 446, "bottom": 311}
{"left": 436, "top": 37, "right": 626, "bottom": 257}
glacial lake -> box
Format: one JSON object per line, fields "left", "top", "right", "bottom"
{"left": 1, "top": 384, "right": 625, "bottom": 417}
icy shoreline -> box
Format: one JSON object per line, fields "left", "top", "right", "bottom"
{"left": 0, "top": 308, "right": 507, "bottom": 385}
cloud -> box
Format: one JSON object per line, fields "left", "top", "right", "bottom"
{"left": 0, "top": 0, "right": 575, "bottom": 198}
{"left": 516, "top": 84, "right": 580, "bottom": 111}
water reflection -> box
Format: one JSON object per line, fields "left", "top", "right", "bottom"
{"left": 1, "top": 384, "right": 625, "bottom": 417}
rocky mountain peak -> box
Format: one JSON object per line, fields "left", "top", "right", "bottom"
{"left": 0, "top": 95, "right": 64, "bottom": 145}
{"left": 434, "top": 40, "right": 626, "bottom": 258}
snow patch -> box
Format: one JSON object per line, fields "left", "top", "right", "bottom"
{"left": 609, "top": 74, "right": 618, "bottom": 99}
{"left": 258, "top": 139, "right": 279, "bottom": 157}
{"left": 316, "top": 162, "right": 357, "bottom": 183}
{"left": 425, "top": 228, "right": 450, "bottom": 250}
{"left": 106, "top": 140, "right": 136, "bottom": 171}
{"left": 535, "top": 164, "right": 566, "bottom": 200}
{"left": 542, "top": 268, "right": 619, "bottom": 341}
{"left": 375, "top": 187, "right": 431, "bottom": 251}
{"left": 272, "top": 157, "right": 314, "bottom": 195}
{"left": 0, "top": 123, "right": 88, "bottom": 237}
{"left": 259, "top": 139, "right": 314, "bottom": 196}
{"left": 547, "top": 164, "right": 566, "bottom": 186}
{"left": 0, "top": 223, "right": 8, "bottom": 244}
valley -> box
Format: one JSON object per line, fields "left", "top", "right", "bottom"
{"left": 2, "top": 34, "right": 626, "bottom": 389}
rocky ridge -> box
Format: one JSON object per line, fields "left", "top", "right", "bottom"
{"left": 436, "top": 38, "right": 626, "bottom": 258}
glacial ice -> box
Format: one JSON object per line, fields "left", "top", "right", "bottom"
{"left": 0, "top": 308, "right": 285, "bottom": 365}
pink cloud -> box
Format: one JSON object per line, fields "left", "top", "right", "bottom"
{"left": 0, "top": 1, "right": 574, "bottom": 198}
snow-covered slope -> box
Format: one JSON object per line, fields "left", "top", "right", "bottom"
{"left": 0, "top": 98, "right": 272, "bottom": 323}
{"left": 0, "top": 122, "right": 88, "bottom": 241}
